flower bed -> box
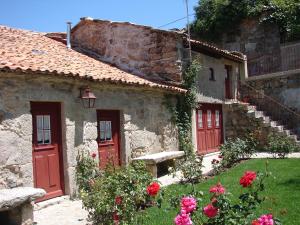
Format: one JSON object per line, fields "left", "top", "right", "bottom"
{"left": 143, "top": 159, "right": 300, "bottom": 225}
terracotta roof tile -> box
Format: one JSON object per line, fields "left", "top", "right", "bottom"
{"left": 0, "top": 26, "right": 186, "bottom": 93}
{"left": 184, "top": 38, "right": 246, "bottom": 62}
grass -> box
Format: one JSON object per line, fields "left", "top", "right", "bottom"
{"left": 142, "top": 159, "right": 300, "bottom": 225}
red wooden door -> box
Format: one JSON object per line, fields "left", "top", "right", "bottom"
{"left": 225, "top": 65, "right": 232, "bottom": 99}
{"left": 31, "top": 102, "right": 64, "bottom": 202}
{"left": 196, "top": 104, "right": 223, "bottom": 155}
{"left": 97, "top": 110, "right": 121, "bottom": 169}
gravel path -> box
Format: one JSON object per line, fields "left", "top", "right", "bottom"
{"left": 34, "top": 199, "right": 89, "bottom": 225}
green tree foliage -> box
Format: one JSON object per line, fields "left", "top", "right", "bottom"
{"left": 192, "top": 0, "right": 300, "bottom": 42}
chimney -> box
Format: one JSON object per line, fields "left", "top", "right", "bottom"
{"left": 66, "top": 22, "right": 72, "bottom": 49}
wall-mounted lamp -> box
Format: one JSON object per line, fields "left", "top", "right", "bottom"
{"left": 79, "top": 86, "right": 96, "bottom": 108}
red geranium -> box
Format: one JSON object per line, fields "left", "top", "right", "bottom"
{"left": 209, "top": 182, "right": 225, "bottom": 195}
{"left": 203, "top": 204, "right": 218, "bottom": 218}
{"left": 146, "top": 182, "right": 160, "bottom": 196}
{"left": 115, "top": 196, "right": 122, "bottom": 205}
{"left": 240, "top": 171, "right": 257, "bottom": 187}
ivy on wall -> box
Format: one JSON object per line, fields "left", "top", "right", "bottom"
{"left": 165, "top": 61, "right": 200, "bottom": 155}
{"left": 192, "top": 0, "right": 300, "bottom": 43}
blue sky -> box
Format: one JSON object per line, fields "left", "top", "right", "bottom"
{"left": 0, "top": 0, "right": 199, "bottom": 32}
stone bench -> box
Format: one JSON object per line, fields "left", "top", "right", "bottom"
{"left": 133, "top": 151, "right": 185, "bottom": 177}
{"left": 0, "top": 187, "right": 46, "bottom": 225}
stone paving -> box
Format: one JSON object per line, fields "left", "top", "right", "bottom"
{"left": 34, "top": 199, "right": 89, "bottom": 225}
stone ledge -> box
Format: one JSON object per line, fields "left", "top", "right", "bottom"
{"left": 133, "top": 151, "right": 184, "bottom": 164}
{"left": 0, "top": 187, "right": 46, "bottom": 211}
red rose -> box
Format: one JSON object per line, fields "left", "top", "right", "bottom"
{"left": 113, "top": 212, "right": 119, "bottom": 221}
{"left": 115, "top": 196, "right": 122, "bottom": 205}
{"left": 91, "top": 152, "right": 97, "bottom": 158}
{"left": 209, "top": 182, "right": 225, "bottom": 195}
{"left": 240, "top": 171, "right": 257, "bottom": 187}
{"left": 146, "top": 182, "right": 160, "bottom": 196}
{"left": 203, "top": 204, "right": 218, "bottom": 218}
{"left": 251, "top": 220, "right": 260, "bottom": 225}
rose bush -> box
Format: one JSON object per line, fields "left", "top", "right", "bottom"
{"left": 76, "top": 151, "right": 163, "bottom": 225}
{"left": 172, "top": 169, "right": 282, "bottom": 225}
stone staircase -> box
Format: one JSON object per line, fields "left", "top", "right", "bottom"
{"left": 245, "top": 103, "right": 300, "bottom": 145}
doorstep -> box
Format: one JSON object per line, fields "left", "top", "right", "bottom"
{"left": 34, "top": 195, "right": 69, "bottom": 211}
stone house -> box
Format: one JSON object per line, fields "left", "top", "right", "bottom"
{"left": 71, "top": 18, "right": 247, "bottom": 156}
{"left": 0, "top": 18, "right": 247, "bottom": 203}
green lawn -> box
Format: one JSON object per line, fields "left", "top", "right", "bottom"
{"left": 143, "top": 159, "right": 300, "bottom": 225}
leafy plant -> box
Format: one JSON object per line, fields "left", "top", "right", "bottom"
{"left": 266, "top": 133, "right": 298, "bottom": 158}
{"left": 192, "top": 0, "right": 300, "bottom": 43}
{"left": 219, "top": 137, "right": 256, "bottom": 169}
{"left": 76, "top": 153, "right": 163, "bottom": 225}
{"left": 76, "top": 151, "right": 101, "bottom": 192}
{"left": 165, "top": 60, "right": 200, "bottom": 155}
{"left": 170, "top": 153, "right": 204, "bottom": 184}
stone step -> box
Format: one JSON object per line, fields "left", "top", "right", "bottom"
{"left": 273, "top": 125, "right": 284, "bottom": 132}
{"left": 283, "top": 129, "right": 291, "bottom": 136}
{"left": 288, "top": 135, "right": 298, "bottom": 141}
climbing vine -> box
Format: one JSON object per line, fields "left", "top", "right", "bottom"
{"left": 165, "top": 60, "right": 200, "bottom": 155}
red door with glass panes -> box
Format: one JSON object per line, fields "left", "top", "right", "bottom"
{"left": 97, "top": 110, "right": 121, "bottom": 169}
{"left": 31, "top": 102, "right": 64, "bottom": 202}
{"left": 196, "top": 104, "right": 223, "bottom": 155}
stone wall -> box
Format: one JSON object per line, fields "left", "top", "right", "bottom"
{"left": 71, "top": 18, "right": 183, "bottom": 83}
{"left": 222, "top": 18, "right": 281, "bottom": 77}
{"left": 242, "top": 71, "right": 300, "bottom": 135}
{"left": 0, "top": 73, "right": 178, "bottom": 194}
{"left": 224, "top": 103, "right": 270, "bottom": 148}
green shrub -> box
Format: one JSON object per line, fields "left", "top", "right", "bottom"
{"left": 170, "top": 153, "right": 203, "bottom": 184}
{"left": 76, "top": 151, "right": 101, "bottom": 192}
{"left": 219, "top": 137, "right": 256, "bottom": 169}
{"left": 76, "top": 152, "right": 163, "bottom": 225}
{"left": 266, "top": 133, "right": 298, "bottom": 158}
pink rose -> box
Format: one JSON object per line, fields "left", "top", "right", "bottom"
{"left": 257, "top": 214, "right": 274, "bottom": 225}
{"left": 180, "top": 197, "right": 197, "bottom": 213}
{"left": 203, "top": 204, "right": 218, "bottom": 218}
{"left": 174, "top": 211, "right": 192, "bottom": 225}
{"left": 209, "top": 182, "right": 225, "bottom": 195}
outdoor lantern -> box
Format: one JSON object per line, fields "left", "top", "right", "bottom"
{"left": 79, "top": 86, "right": 96, "bottom": 108}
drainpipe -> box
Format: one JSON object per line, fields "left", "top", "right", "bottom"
{"left": 66, "top": 22, "right": 72, "bottom": 49}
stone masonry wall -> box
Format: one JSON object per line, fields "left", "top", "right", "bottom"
{"left": 224, "top": 103, "right": 271, "bottom": 148}
{"left": 71, "top": 18, "right": 183, "bottom": 83}
{"left": 0, "top": 73, "right": 178, "bottom": 194}
{"left": 242, "top": 72, "right": 300, "bottom": 135}
{"left": 222, "top": 18, "right": 281, "bottom": 77}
